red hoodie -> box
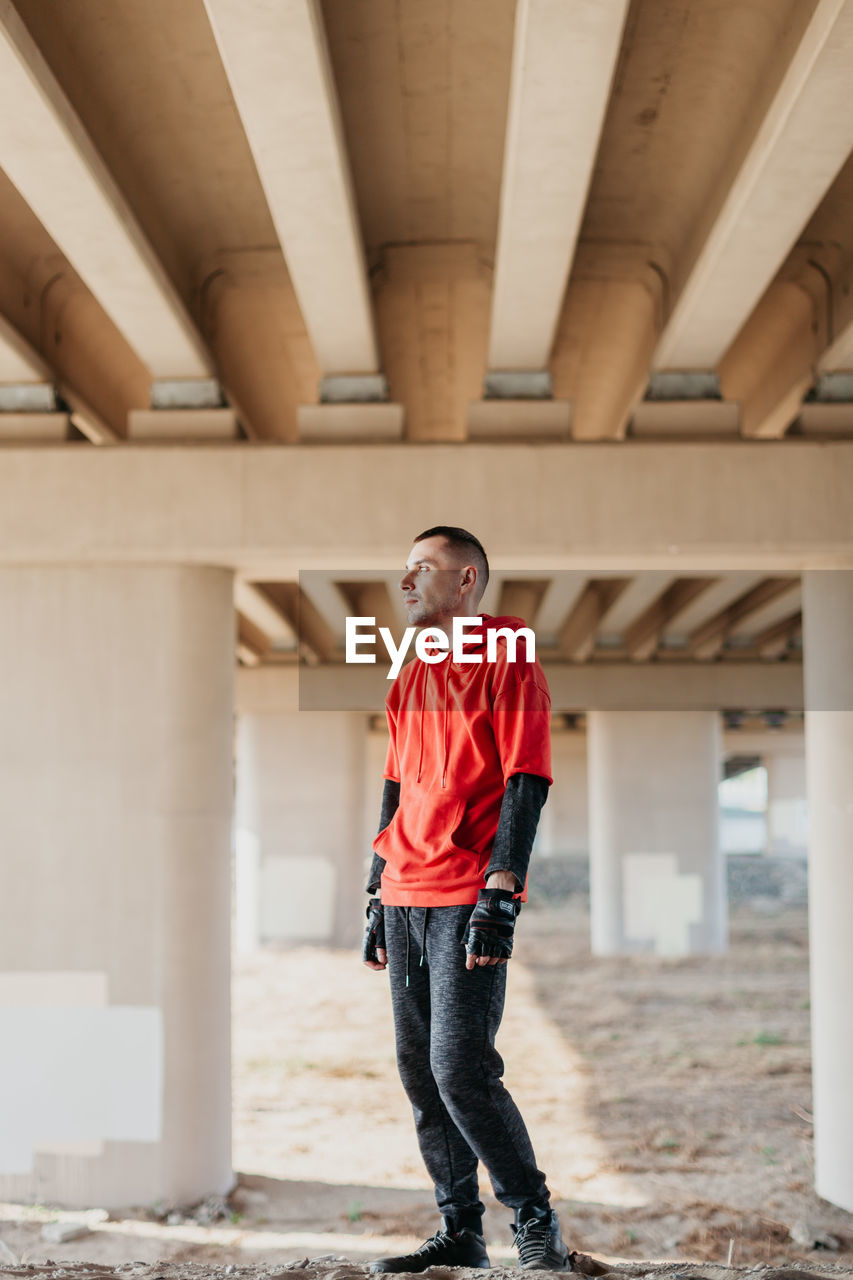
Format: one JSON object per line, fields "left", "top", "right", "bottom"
{"left": 373, "top": 613, "right": 552, "bottom": 906}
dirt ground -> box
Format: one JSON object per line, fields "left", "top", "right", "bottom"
{"left": 2, "top": 899, "right": 852, "bottom": 1276}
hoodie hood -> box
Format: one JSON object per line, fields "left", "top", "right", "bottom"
{"left": 417, "top": 613, "right": 533, "bottom": 661}
{"left": 452, "top": 612, "right": 532, "bottom": 657}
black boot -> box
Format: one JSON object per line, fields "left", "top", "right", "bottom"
{"left": 512, "top": 1204, "right": 574, "bottom": 1271}
{"left": 369, "top": 1216, "right": 490, "bottom": 1273}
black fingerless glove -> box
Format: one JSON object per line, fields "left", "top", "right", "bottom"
{"left": 463, "top": 889, "right": 520, "bottom": 960}
{"left": 363, "top": 897, "right": 386, "bottom": 963}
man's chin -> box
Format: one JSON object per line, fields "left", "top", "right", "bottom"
{"left": 407, "top": 607, "right": 437, "bottom": 628}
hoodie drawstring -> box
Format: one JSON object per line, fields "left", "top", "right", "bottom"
{"left": 416, "top": 697, "right": 424, "bottom": 783}
{"left": 404, "top": 906, "right": 430, "bottom": 988}
{"left": 441, "top": 660, "right": 449, "bottom": 788}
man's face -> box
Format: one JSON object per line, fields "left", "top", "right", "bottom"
{"left": 399, "top": 536, "right": 474, "bottom": 628}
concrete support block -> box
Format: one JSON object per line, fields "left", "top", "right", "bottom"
{"left": 235, "top": 711, "right": 368, "bottom": 949}
{"left": 631, "top": 400, "right": 740, "bottom": 438}
{"left": 298, "top": 402, "right": 404, "bottom": 441}
{"left": 803, "top": 570, "right": 853, "bottom": 1212}
{"left": 587, "top": 710, "right": 726, "bottom": 957}
{"left": 0, "top": 412, "right": 69, "bottom": 441}
{"left": 467, "top": 399, "right": 571, "bottom": 440}
{"left": 127, "top": 408, "right": 239, "bottom": 440}
{"left": 0, "top": 565, "right": 235, "bottom": 1208}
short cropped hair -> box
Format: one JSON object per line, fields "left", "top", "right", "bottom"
{"left": 413, "top": 525, "right": 490, "bottom": 600}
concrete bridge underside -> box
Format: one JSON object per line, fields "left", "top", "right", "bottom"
{"left": 1, "top": 0, "right": 853, "bottom": 1228}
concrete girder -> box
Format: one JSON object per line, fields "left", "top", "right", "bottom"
{"left": 0, "top": 307, "right": 121, "bottom": 445}
{"left": 0, "top": 442, "right": 852, "bottom": 571}
{"left": 236, "top": 660, "right": 804, "bottom": 716}
{"left": 235, "top": 611, "right": 270, "bottom": 667}
{"left": 550, "top": 246, "right": 666, "bottom": 439}
{"left": 335, "top": 580, "right": 399, "bottom": 638}
{"left": 688, "top": 577, "right": 800, "bottom": 659}
{"left": 202, "top": 0, "right": 378, "bottom": 378}
{"left": 654, "top": 0, "right": 853, "bottom": 372}
{"left": 557, "top": 578, "right": 631, "bottom": 661}
{"left": 748, "top": 609, "right": 803, "bottom": 660}
{"left": 821, "top": 316, "right": 853, "bottom": 373}
{"left": 496, "top": 580, "right": 550, "bottom": 628}
{"left": 487, "top": 0, "right": 630, "bottom": 372}
{"left": 0, "top": 311, "right": 49, "bottom": 383}
{"left": 251, "top": 583, "right": 336, "bottom": 667}
{"left": 624, "top": 578, "right": 721, "bottom": 662}
{"left": 0, "top": 1, "right": 210, "bottom": 381}
{"left": 234, "top": 580, "right": 297, "bottom": 653}
{"left": 818, "top": 249, "right": 853, "bottom": 379}
{"left": 374, "top": 244, "right": 490, "bottom": 441}
{"left": 718, "top": 265, "right": 827, "bottom": 438}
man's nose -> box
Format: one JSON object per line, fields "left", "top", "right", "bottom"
{"left": 400, "top": 570, "right": 414, "bottom": 592}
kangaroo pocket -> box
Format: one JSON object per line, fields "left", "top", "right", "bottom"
{"left": 376, "top": 787, "right": 475, "bottom": 881}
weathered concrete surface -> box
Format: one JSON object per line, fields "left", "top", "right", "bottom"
{"left": 1, "top": 1257, "right": 852, "bottom": 1280}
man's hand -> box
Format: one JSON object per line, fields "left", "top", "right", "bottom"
{"left": 363, "top": 897, "right": 387, "bottom": 970}
{"left": 463, "top": 888, "right": 520, "bottom": 970}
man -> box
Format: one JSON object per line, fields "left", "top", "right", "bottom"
{"left": 362, "top": 526, "right": 576, "bottom": 1273}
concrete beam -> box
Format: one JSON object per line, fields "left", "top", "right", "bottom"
{"left": 374, "top": 243, "right": 489, "bottom": 441}
{"left": 488, "top": 0, "right": 629, "bottom": 372}
{"left": 631, "top": 401, "right": 740, "bottom": 439}
{"left": 0, "top": 311, "right": 121, "bottom": 446}
{"left": 0, "top": 1, "right": 210, "bottom": 379}
{"left": 551, "top": 246, "right": 666, "bottom": 439}
{"left": 251, "top": 582, "right": 335, "bottom": 665}
{"left": 689, "top": 578, "right": 800, "bottom": 659}
{"left": 624, "top": 578, "right": 720, "bottom": 661}
{"left": 557, "top": 579, "right": 630, "bottom": 661}
{"left": 236, "top": 660, "right": 804, "bottom": 715}
{"left": 818, "top": 254, "right": 853, "bottom": 374}
{"left": 233, "top": 580, "right": 297, "bottom": 652}
{"left": 655, "top": 0, "right": 853, "bottom": 371}
{"left": 821, "top": 317, "right": 853, "bottom": 373}
{"left": 718, "top": 274, "right": 824, "bottom": 438}
{"left": 497, "top": 580, "right": 550, "bottom": 628}
{"left": 0, "top": 312, "right": 50, "bottom": 383}
{"left": 203, "top": 0, "right": 377, "bottom": 377}
{"left": 0, "top": 442, "right": 852, "bottom": 570}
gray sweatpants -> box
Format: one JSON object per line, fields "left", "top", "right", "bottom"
{"left": 385, "top": 904, "right": 550, "bottom": 1229}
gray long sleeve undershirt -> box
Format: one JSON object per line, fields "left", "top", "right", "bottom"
{"left": 365, "top": 772, "right": 550, "bottom": 895}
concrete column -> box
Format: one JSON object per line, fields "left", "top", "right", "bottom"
{"left": 235, "top": 711, "right": 367, "bottom": 950}
{"left": 0, "top": 565, "right": 235, "bottom": 1209}
{"left": 587, "top": 710, "right": 726, "bottom": 957}
{"left": 765, "top": 750, "right": 808, "bottom": 858}
{"left": 539, "top": 729, "right": 588, "bottom": 858}
{"left": 802, "top": 570, "right": 853, "bottom": 1212}
{"left": 364, "top": 724, "right": 391, "bottom": 858}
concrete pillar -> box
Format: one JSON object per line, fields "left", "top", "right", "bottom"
{"left": 364, "top": 723, "right": 391, "bottom": 859}
{"left": 0, "top": 565, "right": 235, "bottom": 1209}
{"left": 587, "top": 710, "right": 726, "bottom": 957}
{"left": 235, "top": 711, "right": 367, "bottom": 950}
{"left": 802, "top": 570, "right": 853, "bottom": 1212}
{"left": 765, "top": 751, "right": 808, "bottom": 858}
{"left": 539, "top": 729, "right": 588, "bottom": 858}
